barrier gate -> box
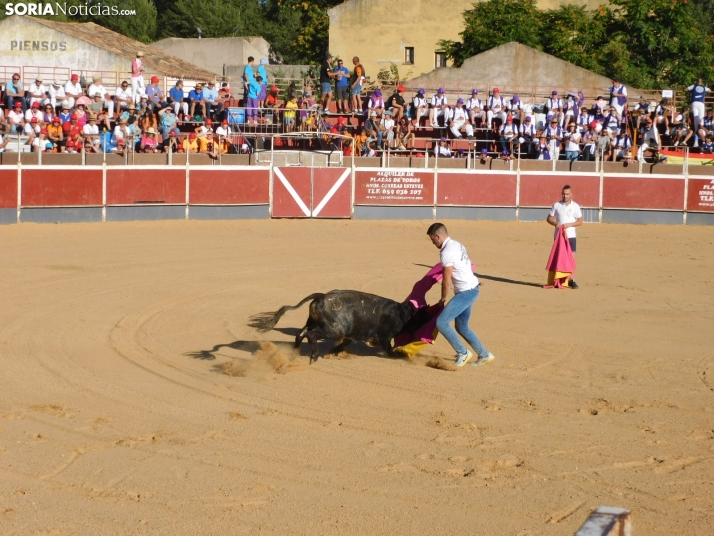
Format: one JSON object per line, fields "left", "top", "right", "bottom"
{"left": 272, "top": 167, "right": 352, "bottom": 218}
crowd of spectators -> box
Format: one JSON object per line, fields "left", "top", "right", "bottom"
{"left": 0, "top": 52, "right": 249, "bottom": 156}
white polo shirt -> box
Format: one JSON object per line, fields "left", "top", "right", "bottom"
{"left": 440, "top": 237, "right": 479, "bottom": 293}
{"left": 549, "top": 200, "right": 582, "bottom": 238}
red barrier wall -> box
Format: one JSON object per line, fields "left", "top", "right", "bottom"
{"left": 354, "top": 170, "right": 434, "bottom": 205}
{"left": 107, "top": 169, "right": 185, "bottom": 205}
{"left": 22, "top": 168, "right": 102, "bottom": 207}
{"left": 312, "top": 168, "right": 351, "bottom": 218}
{"left": 0, "top": 169, "right": 17, "bottom": 209}
{"left": 519, "top": 174, "right": 600, "bottom": 207}
{"left": 437, "top": 172, "right": 516, "bottom": 206}
{"left": 189, "top": 169, "right": 269, "bottom": 205}
{"left": 602, "top": 176, "right": 684, "bottom": 210}
{"left": 273, "top": 167, "right": 311, "bottom": 218}
{"left": 687, "top": 177, "right": 714, "bottom": 212}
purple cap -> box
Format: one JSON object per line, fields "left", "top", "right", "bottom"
{"left": 481, "top": 148, "right": 488, "bottom": 154}
{"left": 457, "top": 98, "right": 464, "bottom": 104}
{"left": 552, "top": 90, "right": 558, "bottom": 95}
{"left": 417, "top": 88, "right": 425, "bottom": 95}
{"left": 512, "top": 95, "right": 520, "bottom": 103}
{"left": 472, "top": 89, "right": 479, "bottom": 94}
{"left": 502, "top": 150, "right": 509, "bottom": 155}
{"left": 374, "top": 89, "right": 382, "bottom": 97}
{"left": 437, "top": 87, "right": 445, "bottom": 93}
{"left": 440, "top": 137, "right": 447, "bottom": 142}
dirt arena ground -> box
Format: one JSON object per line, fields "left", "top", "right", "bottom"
{"left": 1, "top": 218, "right": 713, "bottom": 535}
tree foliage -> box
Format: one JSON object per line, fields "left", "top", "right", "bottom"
{"left": 440, "top": 0, "right": 714, "bottom": 89}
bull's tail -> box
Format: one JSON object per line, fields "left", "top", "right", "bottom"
{"left": 248, "top": 293, "right": 325, "bottom": 333}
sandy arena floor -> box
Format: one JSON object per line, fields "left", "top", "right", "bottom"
{"left": 1, "top": 218, "right": 713, "bottom": 535}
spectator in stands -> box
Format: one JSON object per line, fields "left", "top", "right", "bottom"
{"left": 158, "top": 106, "right": 178, "bottom": 139}
{"left": 42, "top": 103, "right": 56, "bottom": 125}
{"left": 396, "top": 116, "right": 415, "bottom": 150}
{"left": 387, "top": 86, "right": 406, "bottom": 122}
{"left": 576, "top": 105, "right": 591, "bottom": 133}
{"left": 189, "top": 83, "right": 207, "bottom": 120}
{"left": 608, "top": 79, "right": 628, "bottom": 116}
{"left": 48, "top": 81, "right": 66, "bottom": 111}
{"left": 612, "top": 130, "right": 632, "bottom": 162}
{"left": 367, "top": 89, "right": 385, "bottom": 117}
{"left": 545, "top": 90, "right": 563, "bottom": 127}
{"left": 64, "top": 74, "right": 82, "bottom": 109}
{"left": 563, "top": 123, "right": 581, "bottom": 162}
{"left": 82, "top": 137, "right": 98, "bottom": 154}
{"left": 265, "top": 86, "right": 280, "bottom": 109}
{"left": 499, "top": 116, "right": 517, "bottom": 153}
{"left": 499, "top": 150, "right": 513, "bottom": 162}
{"left": 284, "top": 94, "right": 298, "bottom": 134}
{"left": 701, "top": 133, "right": 714, "bottom": 154}
{"left": 429, "top": 87, "right": 447, "bottom": 128}
{"left": 216, "top": 118, "right": 232, "bottom": 138}
{"left": 563, "top": 92, "right": 583, "bottom": 126}
{"left": 139, "top": 108, "right": 158, "bottom": 133}
{"left": 64, "top": 120, "right": 82, "bottom": 153}
{"left": 47, "top": 116, "right": 64, "bottom": 152}
{"left": 381, "top": 110, "right": 396, "bottom": 148}
{"left": 654, "top": 98, "right": 674, "bottom": 135}
{"left": 519, "top": 115, "right": 537, "bottom": 158}
{"left": 72, "top": 103, "right": 86, "bottom": 127}
{"left": 697, "top": 108, "right": 713, "bottom": 142}
{"left": 434, "top": 137, "right": 451, "bottom": 157}
{"left": 28, "top": 78, "right": 47, "bottom": 108}
{"left": 603, "top": 106, "right": 621, "bottom": 135}
{"left": 449, "top": 98, "right": 474, "bottom": 140}
{"left": 87, "top": 76, "right": 114, "bottom": 117}
{"left": 88, "top": 93, "right": 104, "bottom": 116}
{"left": 146, "top": 76, "right": 166, "bottom": 111}
{"left": 203, "top": 81, "right": 222, "bottom": 121}
{"left": 544, "top": 117, "right": 563, "bottom": 160}
{"left": 246, "top": 76, "right": 262, "bottom": 126}
{"left": 486, "top": 88, "right": 506, "bottom": 130}
{"left": 82, "top": 114, "right": 100, "bottom": 150}
{"left": 25, "top": 102, "right": 43, "bottom": 124}
{"left": 115, "top": 80, "right": 133, "bottom": 114}
{"left": 686, "top": 78, "right": 712, "bottom": 146}
{"left": 32, "top": 128, "right": 52, "bottom": 152}
{"left": 581, "top": 123, "right": 597, "bottom": 161}
{"left": 194, "top": 118, "right": 211, "bottom": 138}
{"left": 364, "top": 111, "right": 382, "bottom": 148}
{"left": 140, "top": 127, "right": 160, "bottom": 153}
{"left": 162, "top": 131, "right": 180, "bottom": 154}
{"left": 350, "top": 56, "right": 366, "bottom": 114}
{"left": 319, "top": 53, "right": 336, "bottom": 112}
{"left": 257, "top": 59, "right": 269, "bottom": 109}
{"left": 7, "top": 102, "right": 25, "bottom": 133}
{"left": 506, "top": 95, "right": 524, "bottom": 125}
{"left": 24, "top": 117, "right": 41, "bottom": 147}
{"left": 412, "top": 89, "right": 428, "bottom": 125}
{"left": 672, "top": 110, "right": 693, "bottom": 147}
{"left": 167, "top": 80, "right": 187, "bottom": 118}
{"left": 535, "top": 136, "right": 551, "bottom": 160}
{"left": 219, "top": 82, "right": 232, "bottom": 107}
{"left": 0, "top": 125, "right": 14, "bottom": 153}
{"left": 334, "top": 59, "right": 350, "bottom": 114}
{"left": 5, "top": 73, "right": 25, "bottom": 112}
{"left": 243, "top": 56, "right": 256, "bottom": 98}
{"left": 632, "top": 96, "right": 650, "bottom": 130}
{"left": 596, "top": 127, "right": 613, "bottom": 160}
{"left": 465, "top": 89, "right": 483, "bottom": 127}
{"left": 113, "top": 117, "right": 130, "bottom": 145}
{"left": 132, "top": 51, "right": 146, "bottom": 104}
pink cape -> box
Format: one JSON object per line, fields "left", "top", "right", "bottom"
{"left": 544, "top": 228, "right": 576, "bottom": 288}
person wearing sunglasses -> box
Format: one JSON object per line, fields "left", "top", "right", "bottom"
{"left": 4, "top": 73, "right": 24, "bottom": 112}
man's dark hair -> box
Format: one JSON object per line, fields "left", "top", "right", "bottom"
{"left": 562, "top": 184, "right": 572, "bottom": 191}
{"left": 426, "top": 222, "right": 447, "bottom": 235}
{"left": 247, "top": 56, "right": 254, "bottom": 63}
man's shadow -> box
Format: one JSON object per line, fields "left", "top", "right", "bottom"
{"left": 413, "top": 263, "right": 542, "bottom": 288}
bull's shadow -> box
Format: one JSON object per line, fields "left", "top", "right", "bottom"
{"left": 412, "top": 263, "right": 542, "bottom": 288}
{"left": 184, "top": 326, "right": 395, "bottom": 362}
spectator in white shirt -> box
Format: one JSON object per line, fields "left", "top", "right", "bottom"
{"left": 486, "top": 88, "right": 506, "bottom": 129}
{"left": 215, "top": 119, "right": 232, "bottom": 138}
{"left": 115, "top": 80, "right": 133, "bottom": 112}
{"left": 429, "top": 88, "right": 448, "bottom": 127}
{"left": 48, "top": 81, "right": 66, "bottom": 110}
{"left": 64, "top": 74, "right": 83, "bottom": 109}
{"left": 466, "top": 89, "right": 483, "bottom": 126}
{"left": 545, "top": 90, "right": 563, "bottom": 126}
{"left": 82, "top": 114, "right": 100, "bottom": 150}
{"left": 7, "top": 102, "right": 25, "bottom": 133}
{"left": 87, "top": 76, "right": 115, "bottom": 117}
{"left": 448, "top": 98, "right": 474, "bottom": 139}
{"left": 434, "top": 137, "right": 451, "bottom": 157}
{"left": 24, "top": 117, "right": 41, "bottom": 146}
{"left": 381, "top": 110, "right": 396, "bottom": 148}
{"left": 412, "top": 89, "right": 428, "bottom": 123}
{"left": 25, "top": 102, "right": 43, "bottom": 123}
{"left": 28, "top": 79, "right": 47, "bottom": 107}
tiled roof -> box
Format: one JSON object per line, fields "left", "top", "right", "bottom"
{"left": 28, "top": 16, "right": 215, "bottom": 81}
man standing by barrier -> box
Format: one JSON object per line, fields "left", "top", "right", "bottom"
{"left": 427, "top": 223, "right": 495, "bottom": 368}
{"left": 686, "top": 78, "right": 712, "bottom": 147}
{"left": 546, "top": 185, "right": 582, "bottom": 289}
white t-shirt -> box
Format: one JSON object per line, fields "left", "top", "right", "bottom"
{"left": 115, "top": 87, "right": 133, "bottom": 102}
{"left": 215, "top": 126, "right": 232, "bottom": 137}
{"left": 440, "top": 237, "right": 479, "bottom": 293}
{"left": 549, "top": 200, "right": 582, "bottom": 239}
{"left": 82, "top": 124, "right": 99, "bottom": 136}
{"left": 88, "top": 84, "right": 108, "bottom": 99}
{"left": 64, "top": 81, "right": 83, "bottom": 96}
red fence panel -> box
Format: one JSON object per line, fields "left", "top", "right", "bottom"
{"left": 273, "top": 167, "right": 311, "bottom": 218}
{"left": 189, "top": 169, "right": 269, "bottom": 205}
{"left": 602, "top": 176, "right": 684, "bottom": 210}
{"left": 354, "top": 170, "right": 434, "bottom": 205}
{"left": 520, "top": 174, "right": 600, "bottom": 208}
{"left": 312, "top": 168, "right": 351, "bottom": 218}
{"left": 0, "top": 169, "right": 17, "bottom": 209}
{"left": 687, "top": 177, "right": 714, "bottom": 212}
{"left": 21, "top": 168, "right": 102, "bottom": 207}
{"left": 437, "top": 172, "right": 516, "bottom": 206}
{"left": 107, "top": 168, "right": 185, "bottom": 205}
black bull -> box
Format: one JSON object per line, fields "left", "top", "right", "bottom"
{"left": 248, "top": 290, "right": 430, "bottom": 363}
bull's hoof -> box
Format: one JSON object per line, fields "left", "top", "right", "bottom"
{"left": 309, "top": 356, "right": 317, "bottom": 364}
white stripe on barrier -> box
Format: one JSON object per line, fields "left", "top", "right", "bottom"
{"left": 312, "top": 168, "right": 351, "bottom": 217}
{"left": 274, "top": 167, "right": 311, "bottom": 217}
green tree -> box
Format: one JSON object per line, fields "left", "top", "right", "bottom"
{"left": 438, "top": 0, "right": 543, "bottom": 67}
{"left": 91, "top": 0, "right": 158, "bottom": 43}
{"left": 158, "top": 0, "right": 266, "bottom": 39}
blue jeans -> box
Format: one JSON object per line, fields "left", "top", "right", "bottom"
{"left": 566, "top": 150, "right": 579, "bottom": 161}
{"left": 435, "top": 286, "right": 489, "bottom": 357}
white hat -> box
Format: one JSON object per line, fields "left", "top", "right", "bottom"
{"left": 146, "top": 127, "right": 156, "bottom": 134}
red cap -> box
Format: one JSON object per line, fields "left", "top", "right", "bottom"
{"left": 337, "top": 116, "right": 346, "bottom": 124}
{"left": 116, "top": 139, "right": 125, "bottom": 145}
{"left": 14, "top": 101, "right": 22, "bottom": 107}
{"left": 493, "top": 88, "right": 500, "bottom": 92}
{"left": 53, "top": 116, "right": 61, "bottom": 122}
{"left": 397, "top": 85, "right": 406, "bottom": 92}
{"left": 189, "top": 133, "right": 196, "bottom": 139}
{"left": 506, "top": 116, "right": 513, "bottom": 122}
{"left": 40, "top": 128, "right": 48, "bottom": 135}
{"left": 221, "top": 119, "right": 228, "bottom": 124}
{"left": 71, "top": 74, "right": 78, "bottom": 80}
{"left": 271, "top": 86, "right": 279, "bottom": 92}
{"left": 32, "top": 102, "right": 40, "bottom": 108}
{"left": 205, "top": 119, "right": 212, "bottom": 125}
{"left": 589, "top": 121, "right": 597, "bottom": 128}
{"left": 31, "top": 118, "right": 38, "bottom": 123}
{"left": 330, "top": 127, "right": 339, "bottom": 134}
{"left": 151, "top": 76, "right": 159, "bottom": 83}
{"left": 70, "top": 114, "right": 78, "bottom": 120}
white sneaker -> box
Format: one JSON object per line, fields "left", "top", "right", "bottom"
{"left": 471, "top": 352, "right": 496, "bottom": 366}
{"left": 454, "top": 350, "right": 473, "bottom": 367}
